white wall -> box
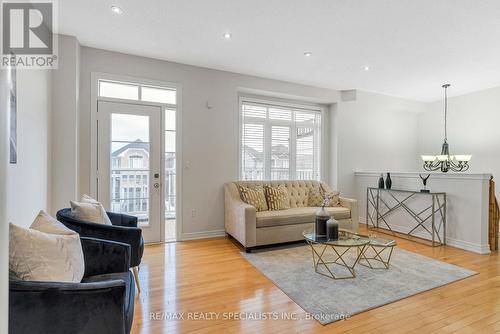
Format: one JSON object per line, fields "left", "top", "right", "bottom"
{"left": 78, "top": 46, "right": 341, "bottom": 239}
{"left": 0, "top": 69, "right": 10, "bottom": 334}
{"left": 7, "top": 70, "right": 52, "bottom": 228}
{"left": 417, "top": 86, "right": 500, "bottom": 198}
{"left": 50, "top": 35, "right": 81, "bottom": 214}
{"left": 336, "top": 90, "right": 427, "bottom": 201}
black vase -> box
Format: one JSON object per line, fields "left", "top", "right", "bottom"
{"left": 315, "top": 207, "right": 329, "bottom": 237}
{"left": 378, "top": 174, "right": 385, "bottom": 189}
{"left": 385, "top": 173, "right": 392, "bottom": 189}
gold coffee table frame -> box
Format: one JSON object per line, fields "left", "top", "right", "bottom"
{"left": 304, "top": 231, "right": 369, "bottom": 279}
{"left": 357, "top": 242, "right": 396, "bottom": 270}
{"left": 304, "top": 230, "right": 397, "bottom": 279}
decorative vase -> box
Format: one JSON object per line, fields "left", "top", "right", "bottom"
{"left": 326, "top": 218, "right": 339, "bottom": 240}
{"left": 378, "top": 174, "right": 385, "bottom": 189}
{"left": 315, "top": 206, "right": 330, "bottom": 237}
{"left": 385, "top": 172, "right": 392, "bottom": 189}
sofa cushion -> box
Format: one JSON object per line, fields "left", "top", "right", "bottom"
{"left": 264, "top": 185, "right": 291, "bottom": 210}
{"left": 256, "top": 207, "right": 351, "bottom": 228}
{"left": 237, "top": 185, "right": 268, "bottom": 211}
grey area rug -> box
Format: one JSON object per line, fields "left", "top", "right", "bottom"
{"left": 242, "top": 244, "right": 477, "bottom": 325}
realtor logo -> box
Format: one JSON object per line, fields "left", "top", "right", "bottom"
{"left": 1, "top": 0, "right": 58, "bottom": 68}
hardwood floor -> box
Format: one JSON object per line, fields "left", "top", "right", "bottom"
{"left": 131, "top": 225, "right": 500, "bottom": 333}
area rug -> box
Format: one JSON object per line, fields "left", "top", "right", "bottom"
{"left": 242, "top": 244, "right": 477, "bottom": 325}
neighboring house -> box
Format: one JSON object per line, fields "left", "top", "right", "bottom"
{"left": 243, "top": 141, "right": 314, "bottom": 180}
{"left": 111, "top": 139, "right": 176, "bottom": 221}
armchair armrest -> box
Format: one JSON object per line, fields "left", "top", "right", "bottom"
{"left": 9, "top": 279, "right": 127, "bottom": 334}
{"left": 340, "top": 197, "right": 359, "bottom": 233}
{"left": 224, "top": 183, "right": 257, "bottom": 248}
{"left": 57, "top": 209, "right": 143, "bottom": 267}
{"left": 81, "top": 237, "right": 130, "bottom": 277}
{"left": 107, "top": 211, "right": 138, "bottom": 228}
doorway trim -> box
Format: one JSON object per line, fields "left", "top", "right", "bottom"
{"left": 90, "top": 72, "right": 183, "bottom": 243}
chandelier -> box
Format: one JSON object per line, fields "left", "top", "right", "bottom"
{"left": 421, "top": 84, "right": 471, "bottom": 172}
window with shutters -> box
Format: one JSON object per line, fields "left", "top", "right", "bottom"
{"left": 240, "top": 99, "right": 322, "bottom": 181}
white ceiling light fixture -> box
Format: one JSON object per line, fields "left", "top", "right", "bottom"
{"left": 110, "top": 6, "right": 123, "bottom": 15}
{"left": 363, "top": 66, "right": 371, "bottom": 71}
{"left": 304, "top": 52, "right": 312, "bottom": 57}
{"left": 223, "top": 32, "right": 232, "bottom": 39}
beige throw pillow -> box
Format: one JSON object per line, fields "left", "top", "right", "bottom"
{"left": 238, "top": 185, "right": 268, "bottom": 211}
{"left": 70, "top": 195, "right": 112, "bottom": 225}
{"left": 308, "top": 186, "right": 325, "bottom": 207}
{"left": 308, "top": 185, "right": 340, "bottom": 207}
{"left": 264, "top": 185, "right": 291, "bottom": 211}
{"left": 322, "top": 185, "right": 340, "bottom": 207}
{"left": 9, "top": 211, "right": 85, "bottom": 283}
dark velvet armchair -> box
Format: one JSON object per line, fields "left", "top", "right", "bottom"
{"left": 9, "top": 237, "right": 135, "bottom": 334}
{"left": 56, "top": 208, "right": 144, "bottom": 292}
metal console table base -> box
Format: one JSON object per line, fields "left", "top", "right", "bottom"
{"left": 366, "top": 188, "right": 447, "bottom": 246}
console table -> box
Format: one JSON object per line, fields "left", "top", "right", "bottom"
{"left": 366, "top": 188, "right": 447, "bottom": 246}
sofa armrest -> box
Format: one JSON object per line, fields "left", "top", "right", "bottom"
{"left": 224, "top": 183, "right": 257, "bottom": 248}
{"left": 340, "top": 197, "right": 359, "bottom": 233}
{"left": 9, "top": 279, "right": 127, "bottom": 334}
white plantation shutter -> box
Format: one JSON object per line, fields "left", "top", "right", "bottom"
{"left": 271, "top": 126, "right": 290, "bottom": 180}
{"left": 242, "top": 122, "right": 264, "bottom": 180}
{"left": 241, "top": 99, "right": 322, "bottom": 181}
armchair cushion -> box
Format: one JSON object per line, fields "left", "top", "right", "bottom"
{"left": 9, "top": 222, "right": 84, "bottom": 283}
{"left": 70, "top": 195, "right": 112, "bottom": 225}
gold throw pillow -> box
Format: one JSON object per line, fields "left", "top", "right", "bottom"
{"left": 238, "top": 185, "right": 268, "bottom": 211}
{"left": 264, "top": 185, "right": 291, "bottom": 211}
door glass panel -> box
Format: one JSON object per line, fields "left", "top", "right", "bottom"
{"left": 110, "top": 113, "right": 151, "bottom": 227}
{"left": 165, "top": 108, "right": 176, "bottom": 241}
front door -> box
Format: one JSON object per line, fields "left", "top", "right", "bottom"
{"left": 97, "top": 101, "right": 162, "bottom": 243}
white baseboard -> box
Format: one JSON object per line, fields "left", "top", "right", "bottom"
{"left": 358, "top": 217, "right": 490, "bottom": 254}
{"left": 445, "top": 237, "right": 491, "bottom": 254}
{"left": 180, "top": 229, "right": 226, "bottom": 241}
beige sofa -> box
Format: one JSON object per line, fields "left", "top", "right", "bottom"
{"left": 224, "top": 180, "right": 358, "bottom": 251}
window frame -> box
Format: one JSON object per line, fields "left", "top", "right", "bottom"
{"left": 98, "top": 79, "right": 177, "bottom": 105}
{"left": 239, "top": 95, "right": 325, "bottom": 181}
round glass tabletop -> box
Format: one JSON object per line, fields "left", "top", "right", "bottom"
{"left": 303, "top": 229, "right": 370, "bottom": 247}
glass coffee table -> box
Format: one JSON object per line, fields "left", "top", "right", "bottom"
{"left": 303, "top": 229, "right": 396, "bottom": 280}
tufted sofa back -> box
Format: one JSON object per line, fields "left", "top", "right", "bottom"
{"left": 235, "top": 180, "right": 329, "bottom": 208}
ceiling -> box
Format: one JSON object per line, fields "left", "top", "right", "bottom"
{"left": 59, "top": 0, "right": 500, "bottom": 101}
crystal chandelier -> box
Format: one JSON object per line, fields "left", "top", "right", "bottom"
{"left": 421, "top": 84, "right": 471, "bottom": 172}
